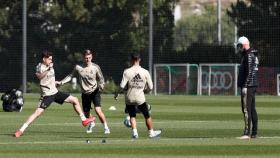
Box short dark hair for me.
[131,53,141,61]
[41,50,53,59]
[83,49,93,56]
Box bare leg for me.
[145,116,161,138]
[95,106,110,133]
[25,108,45,125]
[130,117,137,129]
[14,107,45,137]
[130,117,138,138]
[95,107,107,124]
[64,95,95,127]
[64,95,84,115]
[20,108,44,131]
[145,117,153,130]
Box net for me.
[199,64,238,95]
[154,64,198,95]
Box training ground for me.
[0,94,280,158]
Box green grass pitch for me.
[0,94,280,158]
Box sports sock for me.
[132,128,138,135]
[19,123,29,132]
[103,122,109,129]
[80,114,87,121]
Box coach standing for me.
[236,36,259,139]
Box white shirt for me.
[120,65,153,105]
[36,63,58,96]
[60,62,105,94]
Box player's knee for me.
[70,96,79,105]
[35,108,44,116]
[143,113,150,119]
[95,107,102,113]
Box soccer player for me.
[58,49,110,134]
[236,36,259,139]
[115,53,161,138]
[14,51,95,138]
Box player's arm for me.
[96,65,105,91]
[244,54,251,87]
[114,71,128,100]
[35,63,53,80]
[35,70,49,80]
[144,71,153,93]
[114,86,124,100]
[57,66,76,86]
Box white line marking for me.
[32,121,211,126]
[2,137,280,145]
[258,136,280,139]
[31,120,280,126]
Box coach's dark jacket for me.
[238,48,259,88]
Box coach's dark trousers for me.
[241,87,258,136]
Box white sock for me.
[80,114,87,121]
[91,121,95,126]
[149,129,154,135]
[19,123,29,132]
[132,128,138,135]
[103,122,109,129]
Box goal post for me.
[153,64,199,95]
[153,63,239,96]
[277,74,280,96]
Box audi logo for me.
[201,71,233,90]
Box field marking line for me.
[258,136,280,139]
[28,119,280,126]
[19,120,209,126]
[2,137,280,145]
[29,120,226,126]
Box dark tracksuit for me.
[237,48,259,136]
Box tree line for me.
[0,0,279,91]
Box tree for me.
[0,0,176,91]
[28,0,176,80]
[152,0,177,62]
[228,0,280,66]
[0,0,24,90]
[174,5,235,52]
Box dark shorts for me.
[126,102,151,119]
[81,88,101,112]
[38,91,70,109]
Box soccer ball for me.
[123,116,131,128]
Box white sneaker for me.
[104,128,110,134]
[86,122,95,134]
[132,133,139,139]
[149,130,161,138]
[237,135,250,140]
